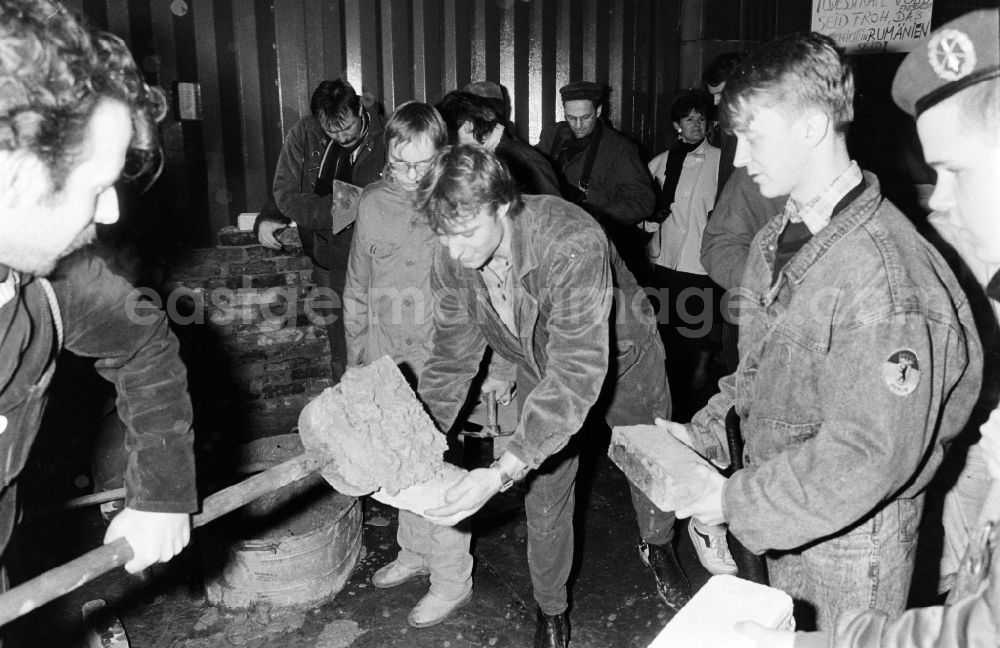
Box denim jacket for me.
[418,195,659,468]
[688,173,982,553]
[0,253,197,554]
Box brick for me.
[290,364,330,381]
[228,259,277,275]
[217,228,259,247]
[607,425,716,512]
[262,382,306,399]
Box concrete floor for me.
[3,432,717,648]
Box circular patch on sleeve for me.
[883,349,921,396]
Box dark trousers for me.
[311,263,348,382]
[522,335,675,615]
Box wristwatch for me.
[490,459,519,493]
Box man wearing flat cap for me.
[738,10,1000,648]
[537,81,657,276]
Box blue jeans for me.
[940,442,992,593]
[767,495,923,631]
[524,335,676,615]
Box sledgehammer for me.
[0,451,327,626]
[0,356,448,627]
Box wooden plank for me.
[582,0,598,82]
[194,0,234,232]
[304,0,327,95]
[322,0,345,80]
[253,0,283,183]
[412,0,427,102]
[343,0,364,95]
[380,0,397,110]
[618,0,635,137]
[391,0,412,109]
[453,0,472,90]
[499,0,516,128]
[421,0,444,102]
[527,0,544,144]
[472,0,487,84]
[274,0,309,128]
[608,0,624,135]
[356,0,381,107]
[555,0,571,119]
[483,0,500,84]
[443,0,457,94]
[105,0,131,44]
[233,0,268,209]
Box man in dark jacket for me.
[536,82,656,276]
[0,0,197,591]
[257,80,387,380]
[414,146,687,648]
[436,89,561,197]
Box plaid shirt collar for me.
[783,161,863,235]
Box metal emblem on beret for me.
[928,28,977,82]
[883,349,920,397]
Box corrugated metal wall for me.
[71,0,685,244]
[68,0,994,245]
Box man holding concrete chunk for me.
[413,145,687,648]
[657,32,982,631]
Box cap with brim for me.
[892,9,1000,117]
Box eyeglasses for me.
[387,156,436,175]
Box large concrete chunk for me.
[298,356,448,496]
[608,424,714,512]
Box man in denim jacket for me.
[0,0,197,588]
[660,32,982,631]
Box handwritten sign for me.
[812,0,934,54]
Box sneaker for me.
[687,519,738,575]
[406,588,473,628]
[370,560,430,588]
[638,541,691,611]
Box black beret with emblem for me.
[892,9,1000,117]
[559,81,606,103]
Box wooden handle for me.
[0,451,326,627]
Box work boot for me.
[638,541,691,611]
[533,607,569,648]
[370,560,429,588]
[406,588,473,628]
[687,519,738,575]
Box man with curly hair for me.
[0,0,196,596]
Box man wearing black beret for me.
[536,81,657,277]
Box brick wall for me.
[161,227,332,445]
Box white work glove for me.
[104,508,191,573]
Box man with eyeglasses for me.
[537,81,656,277]
[258,80,387,381]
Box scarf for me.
[653,138,702,223]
